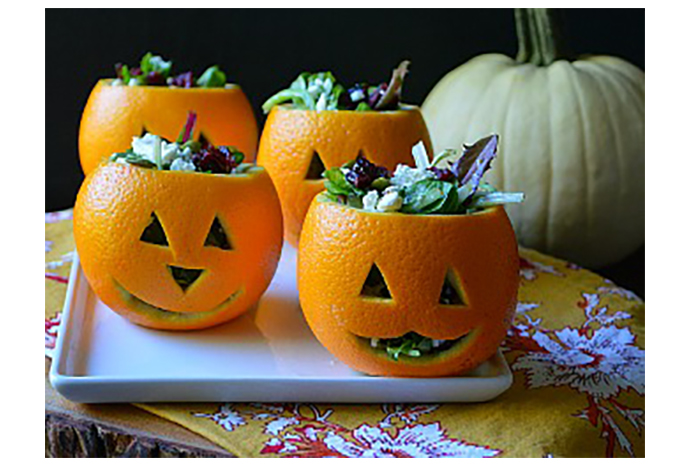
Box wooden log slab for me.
[45,358,233,458]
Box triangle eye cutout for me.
[140,213,168,246]
[305,151,326,180]
[204,217,233,250]
[439,269,466,306]
[199,132,211,147]
[360,264,392,299]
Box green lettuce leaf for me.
[197,65,227,88]
[323,167,363,197]
[379,333,434,361]
[262,72,341,113]
[401,179,454,214]
[140,52,172,78]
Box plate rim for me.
[50,250,513,403]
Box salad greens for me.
[367,332,463,361]
[262,72,346,113]
[322,135,525,216]
[113,53,228,88]
[110,112,253,175]
[195,65,227,88]
[262,61,410,113]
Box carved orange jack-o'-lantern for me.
[298,194,519,377]
[79,80,258,174]
[74,163,282,330]
[257,105,432,246]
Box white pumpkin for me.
[422,9,644,268]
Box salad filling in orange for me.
[322,135,523,216]
[112,52,229,88]
[262,61,411,113]
[110,111,252,175]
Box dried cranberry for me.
[170,71,194,88]
[192,145,244,174]
[217,146,244,168]
[346,154,389,189]
[354,154,374,171]
[358,154,388,177]
[429,167,455,182]
[346,169,372,189]
[114,63,125,79]
[129,67,142,76]
[193,150,221,173]
[146,71,166,85]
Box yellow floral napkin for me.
[45,210,644,458]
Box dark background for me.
[46,8,645,294]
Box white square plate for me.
[50,245,512,403]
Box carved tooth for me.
[370,338,379,348]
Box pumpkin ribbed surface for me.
[422,53,644,268]
[257,106,432,247]
[79,80,258,174]
[298,195,519,377]
[74,163,282,330]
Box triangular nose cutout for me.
[140,125,149,137]
[439,269,466,306]
[360,264,392,299]
[168,266,204,292]
[305,151,326,180]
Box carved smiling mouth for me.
[114,281,243,322]
[356,330,474,361]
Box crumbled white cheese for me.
[161,142,183,166]
[131,134,158,163]
[130,134,187,167]
[170,157,196,172]
[362,190,380,211]
[349,88,365,102]
[127,78,140,86]
[390,164,432,188]
[111,78,124,86]
[179,146,193,159]
[376,187,403,212]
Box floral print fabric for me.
[46,210,644,457]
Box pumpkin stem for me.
[515,8,567,66]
